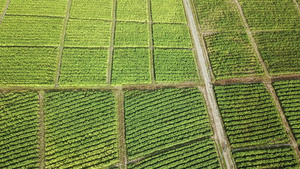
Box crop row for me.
[214,83,289,148]
[0,92,39,168]
[124,88,212,159]
[273,80,300,143]
[194,0,244,32]
[253,31,300,75]
[204,32,263,80]
[232,146,299,168]
[239,0,300,31]
[128,139,220,169]
[44,91,119,168]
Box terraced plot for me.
[204,32,263,80]
[254,31,300,75]
[0,47,58,85]
[154,49,199,83]
[0,92,39,168]
[153,23,192,48]
[70,0,112,20]
[194,0,244,31]
[64,19,111,47]
[151,0,186,23]
[116,0,148,22]
[239,0,300,30]
[59,48,108,86]
[44,91,118,168]
[0,16,63,46]
[6,0,68,17]
[273,80,300,143]
[214,83,289,148]
[114,22,149,47]
[232,147,299,168]
[128,139,220,169]
[111,48,151,85]
[124,88,212,159]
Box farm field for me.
[1,0,300,168]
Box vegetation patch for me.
[44,91,118,168]
[116,0,148,22]
[151,0,186,23]
[214,83,289,148]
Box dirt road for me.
[182,0,235,168]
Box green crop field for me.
[64,19,111,47]
[233,147,298,168]
[254,31,300,75]
[194,0,244,32]
[7,0,68,17]
[124,88,212,159]
[44,91,118,168]
[204,32,263,79]
[214,83,289,148]
[0,92,39,168]
[1,0,300,168]
[274,80,300,143]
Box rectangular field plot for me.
[44,91,118,168]
[151,0,186,24]
[64,19,111,47]
[232,147,299,168]
[6,0,68,17]
[253,31,300,75]
[0,16,63,46]
[116,0,148,22]
[204,32,263,80]
[114,22,149,47]
[111,48,151,85]
[0,92,39,168]
[273,80,300,143]
[239,0,300,30]
[153,23,192,48]
[128,139,220,168]
[194,0,244,32]
[154,49,199,83]
[124,88,212,159]
[59,48,108,86]
[70,0,112,20]
[214,83,289,148]
[0,47,58,86]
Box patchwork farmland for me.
[0,0,300,168]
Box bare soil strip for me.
[0,0,10,24]
[183,0,235,168]
[38,91,45,169]
[54,0,72,87]
[107,0,117,85]
[265,83,300,160]
[233,0,270,79]
[147,0,155,84]
[115,90,127,169]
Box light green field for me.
[116,0,148,22]
[151,0,186,23]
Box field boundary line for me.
[38,91,46,169]
[5,13,64,19]
[293,0,300,12]
[115,90,127,169]
[107,0,117,85]
[233,0,270,80]
[147,0,155,84]
[183,0,235,168]
[0,45,59,48]
[127,136,211,165]
[0,0,10,24]
[264,83,300,161]
[54,0,72,87]
[0,82,203,92]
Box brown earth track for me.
[147,0,155,84]
[38,91,45,169]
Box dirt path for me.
[0,0,10,24]
[182,0,235,168]
[38,91,45,169]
